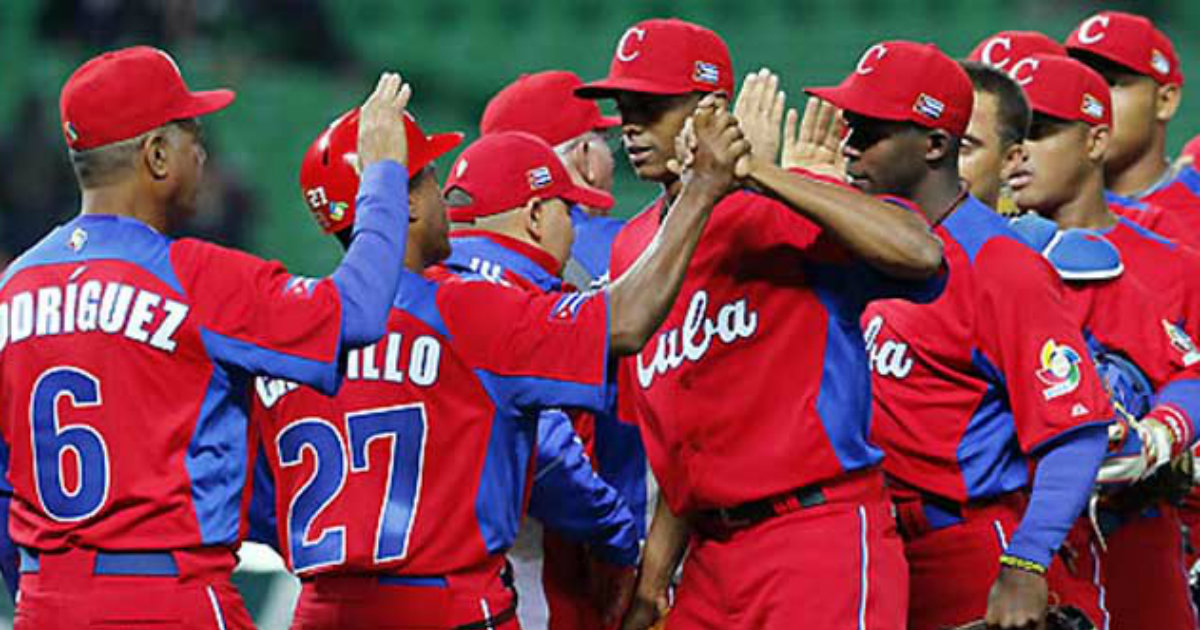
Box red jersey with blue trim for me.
[610,182,945,514]
[865,197,1112,503]
[1068,215,1200,430]
[1107,166,1200,248]
[251,271,612,577]
[0,214,345,551]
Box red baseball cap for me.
[1181,135,1200,163]
[1065,11,1184,86]
[299,108,463,235]
[1020,55,1112,127]
[443,132,613,222]
[60,46,235,151]
[808,41,973,136]
[968,31,1067,85]
[481,71,620,147]
[575,19,734,99]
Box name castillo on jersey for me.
[635,289,758,389]
[256,331,445,409]
[0,268,189,353]
[863,314,914,379]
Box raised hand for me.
[733,68,786,167]
[357,72,413,170]
[685,94,752,195]
[782,97,846,179]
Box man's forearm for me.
[637,494,690,596]
[748,160,943,280]
[607,176,723,355]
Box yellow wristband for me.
[999,554,1047,575]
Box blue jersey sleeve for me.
[1006,424,1107,569]
[527,410,640,566]
[244,445,280,551]
[0,436,15,599]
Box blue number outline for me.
[276,417,348,572]
[346,403,428,563]
[29,366,110,522]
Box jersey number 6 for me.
[277,404,427,573]
[30,367,110,522]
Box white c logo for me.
[1078,15,1110,45]
[617,27,646,62]
[1009,57,1041,86]
[856,44,888,75]
[981,37,1013,69]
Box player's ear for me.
[525,197,545,241]
[1155,83,1182,123]
[925,129,954,163]
[1086,124,1111,163]
[143,128,172,180]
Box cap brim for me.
[805,85,905,124]
[411,132,465,174]
[176,89,237,120]
[576,77,693,99]
[561,183,614,211]
[593,115,622,130]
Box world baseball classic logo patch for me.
[1162,319,1200,366]
[1036,339,1082,400]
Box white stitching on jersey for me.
[858,505,869,630]
[479,598,494,629]
[206,585,228,630]
[1090,542,1111,630]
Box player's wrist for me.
[1143,404,1192,458]
[998,553,1047,576]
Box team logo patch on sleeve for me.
[1162,320,1200,366]
[1036,339,1082,400]
[549,292,589,322]
[693,61,720,85]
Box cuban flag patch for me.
[549,292,589,323]
[913,93,945,120]
[284,276,319,299]
[1081,94,1105,120]
[528,166,553,190]
[693,61,720,85]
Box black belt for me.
[695,484,827,532]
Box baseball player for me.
[437,130,641,629]
[479,70,653,630]
[1064,11,1198,246]
[254,103,750,629]
[962,31,1064,214]
[957,60,1033,211]
[1009,53,1200,630]
[808,41,1113,630]
[0,47,415,630]
[577,18,948,630]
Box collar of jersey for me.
[447,229,563,289]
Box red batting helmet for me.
[299,108,462,235]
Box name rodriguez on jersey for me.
[0,276,188,353]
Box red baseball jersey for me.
[0,215,345,551]
[610,182,944,514]
[251,271,612,578]
[1107,166,1200,248]
[1067,215,1200,425]
[865,197,1112,502]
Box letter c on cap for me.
[856,44,888,75]
[1009,57,1041,86]
[981,37,1013,69]
[617,27,647,63]
[1078,15,1110,45]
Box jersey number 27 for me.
[276,404,427,573]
